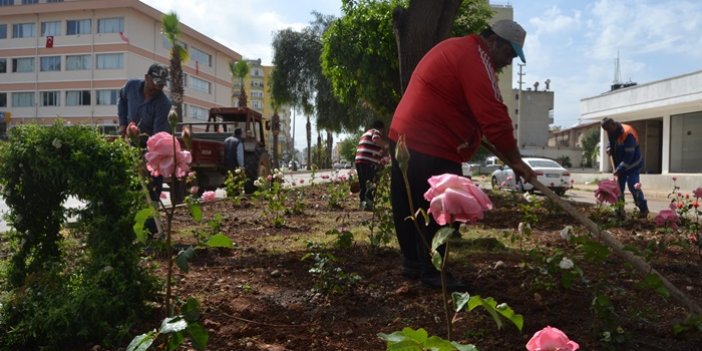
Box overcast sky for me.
[141,0,702,148]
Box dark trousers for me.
[356,162,379,205]
[617,171,648,211]
[145,175,163,235]
[389,142,462,274]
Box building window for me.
[12,92,34,107]
[66,90,90,106]
[46,0,63,2]
[97,17,124,33]
[96,89,118,105]
[190,47,211,67]
[0,58,6,73]
[12,23,35,38]
[40,91,60,106]
[12,57,34,73]
[252,101,262,110]
[21,0,38,4]
[40,56,61,71]
[250,79,263,88]
[0,24,7,39]
[66,54,90,70]
[96,53,123,69]
[41,21,61,36]
[0,93,6,107]
[189,76,211,94]
[189,105,208,120]
[250,91,263,98]
[66,19,91,35]
[0,0,15,6]
[162,34,187,51]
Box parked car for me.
[461,162,481,177]
[490,157,571,196]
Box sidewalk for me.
[569,170,701,201]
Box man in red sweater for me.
[389,19,535,290]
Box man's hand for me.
[511,159,536,184]
[605,146,612,156]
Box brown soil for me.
[150,184,702,351]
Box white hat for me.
[491,19,526,63]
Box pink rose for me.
[634,182,641,190]
[145,132,192,178]
[127,122,140,138]
[594,179,620,204]
[201,191,216,202]
[655,209,679,230]
[694,187,702,199]
[526,326,579,351]
[423,173,492,226]
[189,186,199,195]
[672,176,677,181]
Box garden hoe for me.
[482,140,702,316]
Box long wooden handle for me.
[481,140,702,315]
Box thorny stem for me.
[441,240,452,340]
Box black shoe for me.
[638,209,649,218]
[420,272,467,291]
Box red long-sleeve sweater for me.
[389,35,517,163]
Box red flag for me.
[45,35,54,48]
[118,31,130,44]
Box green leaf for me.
[160,316,188,334]
[188,201,203,222]
[637,273,670,298]
[166,331,185,351]
[133,208,155,243]
[432,227,455,252]
[425,336,461,350]
[467,296,523,332]
[452,292,471,312]
[176,246,196,273]
[431,250,443,272]
[205,233,233,248]
[386,340,423,351]
[126,331,156,351]
[181,296,201,323]
[187,322,209,350]
[451,342,479,351]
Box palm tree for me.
[162,12,188,129]
[229,60,250,107]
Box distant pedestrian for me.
[355,120,388,211]
[601,117,649,218]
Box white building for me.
[581,70,702,175]
[0,0,241,129]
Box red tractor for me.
[173,106,271,202]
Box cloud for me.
[140,0,338,65]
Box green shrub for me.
[0,123,159,349]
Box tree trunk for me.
[392,0,462,93]
[306,117,311,170]
[169,46,185,130]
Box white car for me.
[490,157,571,196]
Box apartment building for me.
[0,0,241,130]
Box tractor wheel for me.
[244,147,271,193]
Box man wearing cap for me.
[118,63,172,137]
[601,117,649,218]
[388,20,535,290]
[117,63,172,237]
